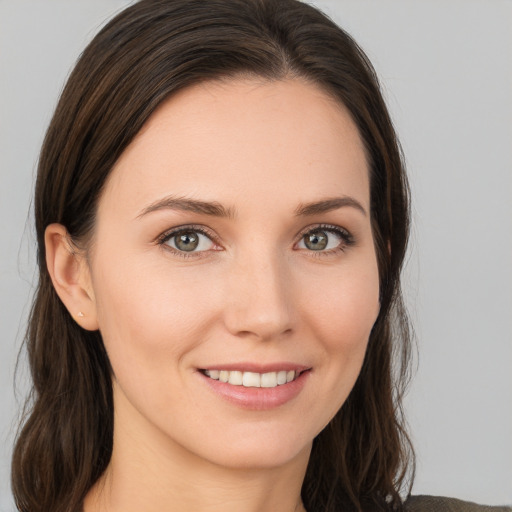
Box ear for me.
[45,223,99,331]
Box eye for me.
[158,226,217,257]
[296,225,354,254]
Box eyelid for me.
[156,222,355,259]
[294,223,355,255]
[295,223,352,241]
[156,224,218,244]
[156,224,221,259]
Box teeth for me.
[228,370,243,385]
[243,372,261,387]
[261,372,277,388]
[204,369,300,388]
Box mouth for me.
[198,365,311,410]
[199,368,307,388]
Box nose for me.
[223,251,295,341]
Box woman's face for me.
[86,78,380,470]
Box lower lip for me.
[198,370,310,410]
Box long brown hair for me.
[12,1,414,511]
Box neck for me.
[84,388,310,512]
[85,446,309,512]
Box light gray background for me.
[1,0,511,509]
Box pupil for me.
[306,231,327,251]
[176,232,199,251]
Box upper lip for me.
[198,362,310,373]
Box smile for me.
[202,369,301,388]
[198,366,311,410]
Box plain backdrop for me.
[1,1,511,509]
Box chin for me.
[201,436,313,471]
[162,417,315,472]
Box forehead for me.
[100,78,369,219]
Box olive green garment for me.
[405,495,512,512]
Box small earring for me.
[77,312,85,318]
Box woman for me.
[10,1,509,512]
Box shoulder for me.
[405,495,512,512]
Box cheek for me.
[90,249,238,394]
[300,254,380,405]
[90,254,208,373]
[304,259,380,350]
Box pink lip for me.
[197,366,311,411]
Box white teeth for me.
[203,369,301,388]
[208,370,219,379]
[228,370,243,385]
[261,372,277,388]
[242,371,261,388]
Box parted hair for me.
[12,1,414,511]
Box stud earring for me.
[77,312,85,318]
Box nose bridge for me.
[223,246,294,341]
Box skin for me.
[46,78,380,512]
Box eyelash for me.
[156,223,355,260]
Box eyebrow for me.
[294,196,367,217]
[137,195,236,220]
[136,194,366,219]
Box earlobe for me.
[45,223,99,331]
